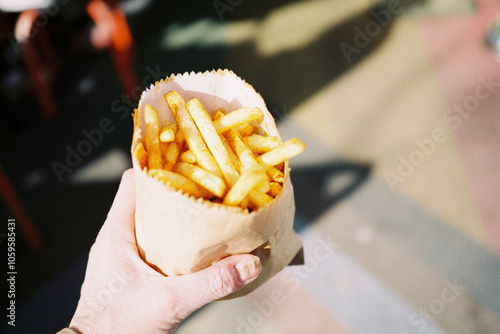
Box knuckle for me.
[208,266,239,298]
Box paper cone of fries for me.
[131,69,302,298]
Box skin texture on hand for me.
[69,169,261,334]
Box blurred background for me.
[1,0,500,333]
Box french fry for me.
[164,130,184,171]
[165,91,222,177]
[174,162,226,197]
[225,129,259,171]
[243,134,281,154]
[159,126,176,142]
[256,138,306,167]
[214,108,252,141]
[225,128,270,192]
[166,123,178,132]
[138,90,305,211]
[186,98,240,186]
[133,108,139,126]
[179,150,197,164]
[149,169,212,199]
[160,142,169,162]
[213,109,225,121]
[144,104,163,169]
[235,122,254,137]
[275,162,285,171]
[268,181,282,197]
[266,165,285,183]
[220,135,241,171]
[135,142,148,169]
[223,169,267,206]
[240,197,249,209]
[248,189,273,208]
[256,178,271,194]
[213,107,263,133]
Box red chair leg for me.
[110,9,138,95]
[87,0,138,96]
[110,42,138,96]
[16,9,58,121]
[36,22,60,75]
[0,168,43,250]
[23,40,58,120]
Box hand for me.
[69,169,261,334]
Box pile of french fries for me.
[134,90,306,211]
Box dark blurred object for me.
[487,14,500,56]
[293,162,371,222]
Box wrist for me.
[69,314,101,334]
[56,328,82,334]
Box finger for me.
[170,254,261,309]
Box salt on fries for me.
[135,91,306,211]
[165,91,222,177]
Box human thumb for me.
[172,254,261,309]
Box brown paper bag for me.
[131,69,302,298]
